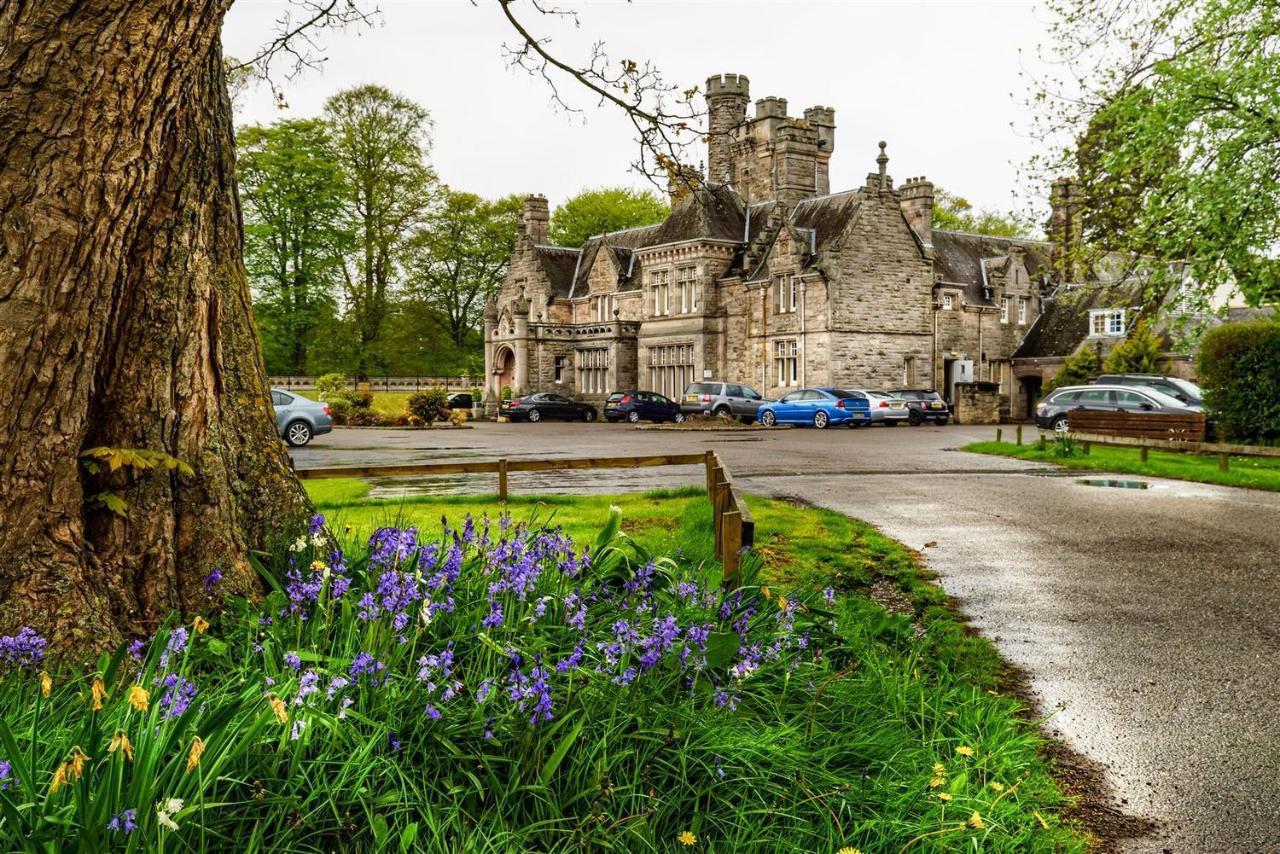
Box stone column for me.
[514,315,530,393]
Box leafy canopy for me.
[932,187,1036,239]
[549,187,668,247]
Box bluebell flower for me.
[0,760,14,791]
[0,627,46,670]
[158,627,189,670]
[203,569,223,594]
[349,652,385,683]
[128,638,146,662]
[387,732,402,751]
[284,651,302,671]
[156,673,197,720]
[822,587,836,605]
[107,809,137,833]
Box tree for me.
[238,119,349,375]
[403,191,522,349]
[1032,0,1280,307]
[549,187,669,247]
[932,187,1036,238]
[0,2,309,652]
[1102,320,1164,374]
[1047,346,1102,391]
[325,85,436,378]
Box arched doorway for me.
[494,345,515,397]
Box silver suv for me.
[680,381,770,420]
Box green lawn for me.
[295,390,414,418]
[963,438,1280,491]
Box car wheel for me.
[285,420,312,447]
[936,417,949,427]
[713,405,731,418]
[528,408,542,423]
[813,411,829,429]
[886,420,899,427]
[627,410,641,424]
[1052,415,1068,433]
[908,410,923,426]
[761,410,777,427]
[673,412,685,424]
[583,409,597,423]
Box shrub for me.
[448,408,469,427]
[350,391,374,410]
[1101,320,1163,374]
[1049,433,1082,458]
[325,394,354,422]
[408,389,448,423]
[500,385,513,402]
[314,373,349,400]
[470,387,483,406]
[1046,346,1101,392]
[1198,320,1280,442]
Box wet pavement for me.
[293,422,1280,852]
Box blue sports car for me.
[756,388,872,429]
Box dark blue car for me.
[604,390,685,424]
[757,388,872,429]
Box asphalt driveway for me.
[292,421,1280,852]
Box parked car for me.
[888,388,951,425]
[1035,384,1191,432]
[604,390,685,424]
[272,389,333,447]
[446,391,474,410]
[757,388,872,429]
[864,391,910,426]
[1092,374,1203,408]
[500,392,597,423]
[680,381,770,421]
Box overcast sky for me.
[223,1,1064,218]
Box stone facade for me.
[485,72,1088,417]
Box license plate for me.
[891,402,905,409]
[930,403,943,409]
[685,395,698,402]
[853,412,867,419]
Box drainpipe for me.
[799,275,807,387]
[932,293,939,389]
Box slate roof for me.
[532,245,581,298]
[931,230,1050,306]
[1012,279,1154,359]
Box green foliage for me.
[1197,321,1280,442]
[314,373,349,399]
[931,187,1036,238]
[406,389,448,423]
[1035,0,1280,306]
[1045,346,1102,392]
[1049,434,1083,458]
[470,387,483,404]
[548,186,668,247]
[324,395,354,421]
[1101,320,1164,374]
[501,385,513,401]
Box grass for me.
[963,437,1280,491]
[295,390,415,419]
[0,485,1090,852]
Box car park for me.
[864,391,910,426]
[1092,374,1203,408]
[605,390,685,424]
[756,388,872,429]
[888,388,951,425]
[1035,384,1191,432]
[680,381,770,421]
[500,392,598,423]
[271,389,333,447]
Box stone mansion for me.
[483,72,1117,419]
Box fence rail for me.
[1038,428,1280,471]
[271,376,482,392]
[1066,409,1207,442]
[296,451,754,581]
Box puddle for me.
[1077,478,1150,490]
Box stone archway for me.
[494,345,515,397]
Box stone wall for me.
[953,381,1002,424]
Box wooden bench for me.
[1066,409,1206,442]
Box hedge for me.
[1198,320,1280,442]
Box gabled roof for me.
[790,189,863,257]
[931,230,1050,306]
[1013,279,1154,359]
[532,245,581,298]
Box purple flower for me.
[387,732,402,751]
[0,760,14,791]
[822,587,836,605]
[203,569,223,594]
[158,627,189,670]
[128,639,146,662]
[475,679,494,703]
[309,514,326,535]
[284,651,302,671]
[713,690,738,710]
[483,716,495,741]
[481,600,505,629]
[555,643,585,673]
[425,704,442,721]
[295,670,320,705]
[0,627,46,670]
[156,673,198,720]
[349,652,385,683]
[107,809,137,833]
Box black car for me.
[446,391,474,410]
[1035,384,1190,431]
[1092,374,1203,407]
[500,392,597,423]
[604,390,685,424]
[887,388,950,425]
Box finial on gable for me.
[877,141,889,189]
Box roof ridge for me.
[793,188,862,206]
[533,244,580,253]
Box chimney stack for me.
[1047,177,1082,283]
[520,194,550,245]
[899,176,935,249]
[704,73,750,184]
[666,163,704,205]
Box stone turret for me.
[519,194,550,245]
[666,163,704,205]
[804,106,836,194]
[705,73,750,184]
[899,176,935,249]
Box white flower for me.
[309,532,326,548]
[164,798,184,814]
[156,797,184,831]
[419,601,433,627]
[290,535,308,552]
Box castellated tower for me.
[518,194,550,245]
[705,73,750,184]
[703,73,837,206]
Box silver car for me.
[680,381,771,421]
[271,389,334,447]
[863,391,910,426]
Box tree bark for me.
[0,1,310,655]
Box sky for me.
[223,0,1064,218]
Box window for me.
[648,344,695,397]
[774,274,798,314]
[650,270,670,316]
[774,339,799,387]
[676,266,697,313]
[271,391,290,406]
[1078,388,1111,404]
[576,349,608,395]
[1090,309,1126,336]
[553,355,567,384]
[1018,297,1028,325]
[1114,390,1152,409]
[594,295,616,322]
[1000,297,1010,323]
[942,293,954,310]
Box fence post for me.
[498,458,509,501]
[1140,446,1149,462]
[1082,441,1091,456]
[1219,453,1230,472]
[714,479,730,558]
[704,450,716,499]
[1016,425,1023,446]
[996,427,1003,444]
[722,508,742,584]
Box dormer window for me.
[1090,308,1126,337]
[942,293,954,310]
[774,274,798,314]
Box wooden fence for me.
[271,376,482,392]
[1066,409,1207,442]
[296,450,755,582]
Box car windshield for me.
[1164,377,1202,399]
[607,393,625,402]
[686,383,711,395]
[826,389,860,399]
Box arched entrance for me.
[493,345,515,397]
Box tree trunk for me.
[0,1,310,655]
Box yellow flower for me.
[186,736,205,772]
[128,685,150,713]
[90,678,109,711]
[109,730,134,762]
[49,763,68,794]
[989,781,1005,793]
[836,848,862,854]
[677,830,697,846]
[777,595,790,612]
[955,746,975,757]
[932,762,946,776]
[40,671,52,698]
[936,792,952,802]
[193,615,209,634]
[760,585,771,601]
[269,695,288,724]
[945,710,958,718]
[929,776,946,788]
[310,560,328,573]
[968,811,985,829]
[67,747,90,779]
